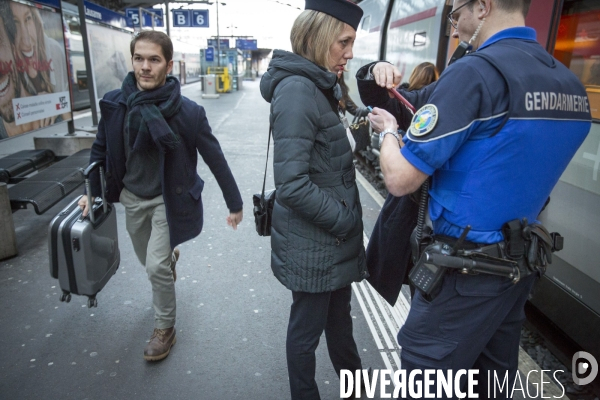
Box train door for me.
[442,0,561,70]
[532,0,600,362]
[436,0,462,74]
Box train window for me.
[360,15,371,32]
[414,32,427,47]
[553,0,600,120]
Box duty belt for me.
[431,237,524,282]
[435,235,507,259]
[433,220,563,282]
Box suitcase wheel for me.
[60,292,71,303]
[87,297,98,308]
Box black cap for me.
[305,0,364,31]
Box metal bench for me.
[0,149,56,184]
[8,148,91,215]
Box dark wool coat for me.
[355,62,433,305]
[88,88,243,249]
[260,50,367,293]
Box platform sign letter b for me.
[172,10,190,27]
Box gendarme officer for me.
[358,0,591,397]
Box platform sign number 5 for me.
[126,9,140,27]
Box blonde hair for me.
[290,10,345,70]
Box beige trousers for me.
[119,187,175,329]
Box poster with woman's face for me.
[0,1,72,140]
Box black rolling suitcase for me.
[49,161,120,307]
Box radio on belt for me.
[410,226,471,298]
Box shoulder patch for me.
[409,104,438,137]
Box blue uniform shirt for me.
[401,27,592,243]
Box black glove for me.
[355,107,370,118]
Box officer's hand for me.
[369,107,399,136]
[372,63,402,91]
[78,195,95,217]
[227,210,243,230]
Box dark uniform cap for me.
[305,0,364,31]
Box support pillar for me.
[0,183,17,260]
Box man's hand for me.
[372,62,403,90]
[369,107,399,136]
[77,195,95,217]
[227,210,243,230]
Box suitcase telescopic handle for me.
[84,161,108,224]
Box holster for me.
[502,219,563,277]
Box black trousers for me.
[286,285,363,400]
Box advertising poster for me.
[86,23,132,113]
[0,1,72,140]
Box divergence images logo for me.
[572,351,598,386]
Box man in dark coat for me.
[79,31,243,362]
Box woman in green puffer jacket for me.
[259,1,368,399]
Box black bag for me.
[253,189,276,236]
[349,115,371,153]
[253,126,275,236]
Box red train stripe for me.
[389,7,438,29]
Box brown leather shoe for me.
[144,327,176,361]
[171,248,180,282]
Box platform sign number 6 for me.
[191,10,209,28]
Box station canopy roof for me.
[63,0,172,12]
[63,0,361,14]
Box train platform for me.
[0,80,562,400]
